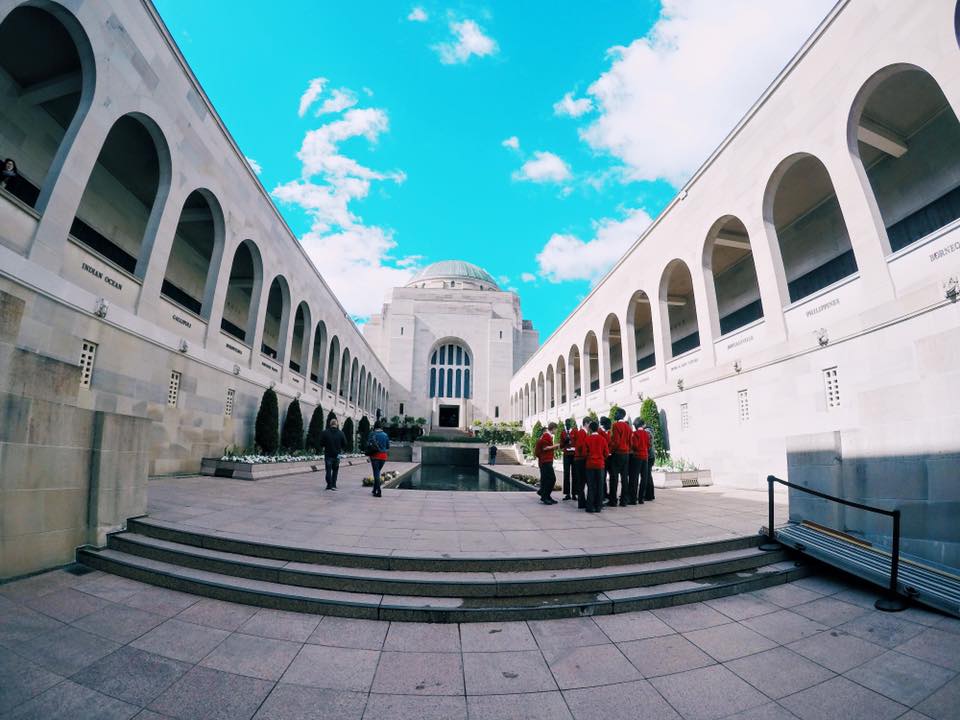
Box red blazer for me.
[534,432,555,466]
[611,420,631,453]
[631,427,650,460]
[574,428,589,459]
[584,433,610,469]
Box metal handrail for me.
[764,475,903,605]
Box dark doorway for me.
[438,405,460,428]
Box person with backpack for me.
[319,416,347,490]
[366,419,390,497]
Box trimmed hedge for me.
[254,388,279,455]
[306,404,324,452]
[281,398,304,452]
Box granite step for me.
[125,516,764,572]
[76,545,810,622]
[107,531,789,598]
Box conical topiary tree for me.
[326,409,338,428]
[255,387,280,455]
[342,417,355,452]
[532,420,544,440]
[281,398,304,452]
[306,404,324,452]
[641,397,667,463]
[358,416,371,450]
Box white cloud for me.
[315,88,358,116]
[433,19,498,65]
[245,157,262,175]
[520,272,537,283]
[553,92,593,118]
[298,77,326,117]
[513,151,572,184]
[407,6,428,22]
[501,135,520,150]
[581,0,834,185]
[273,96,417,318]
[535,207,652,283]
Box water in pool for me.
[396,465,530,492]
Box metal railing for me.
[763,475,907,611]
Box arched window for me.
[429,341,471,399]
[161,190,223,317]
[71,113,170,276]
[546,366,555,408]
[556,356,567,404]
[704,216,763,336]
[0,4,93,212]
[310,321,327,385]
[220,240,261,343]
[851,66,960,254]
[261,276,290,361]
[660,260,700,358]
[627,290,655,373]
[289,302,310,374]
[767,154,856,304]
[568,345,582,399]
[339,348,351,398]
[584,332,600,393]
[327,336,340,392]
[602,314,624,384]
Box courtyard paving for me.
[145,462,787,557]
[2,562,958,719]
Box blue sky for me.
[154,0,834,338]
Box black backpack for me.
[365,431,381,456]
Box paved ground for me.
[146,463,788,557]
[1,563,958,719]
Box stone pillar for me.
[743,214,788,343]
[29,102,114,273]
[136,185,189,320]
[690,261,717,367]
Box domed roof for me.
[407,260,499,289]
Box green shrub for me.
[306,404,324,452]
[254,387,280,455]
[342,417,355,452]
[281,398,304,452]
[641,397,668,463]
[471,421,525,445]
[326,409,337,427]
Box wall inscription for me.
[225,342,243,356]
[930,240,960,263]
[805,297,839,317]
[172,314,192,329]
[261,361,279,374]
[81,262,123,291]
[727,334,754,350]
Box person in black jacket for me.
[319,417,347,490]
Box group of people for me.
[533,409,655,513]
[314,416,391,497]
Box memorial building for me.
[363,260,539,429]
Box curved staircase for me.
[77,517,809,622]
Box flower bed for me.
[201,452,368,481]
[650,468,712,489]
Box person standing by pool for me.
[366,419,390,497]
[534,422,560,505]
[320,416,347,490]
[583,421,609,513]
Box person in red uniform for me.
[574,417,590,508]
[534,422,560,504]
[583,421,609,513]
[560,418,576,501]
[629,416,650,505]
[598,417,613,502]
[610,408,632,507]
